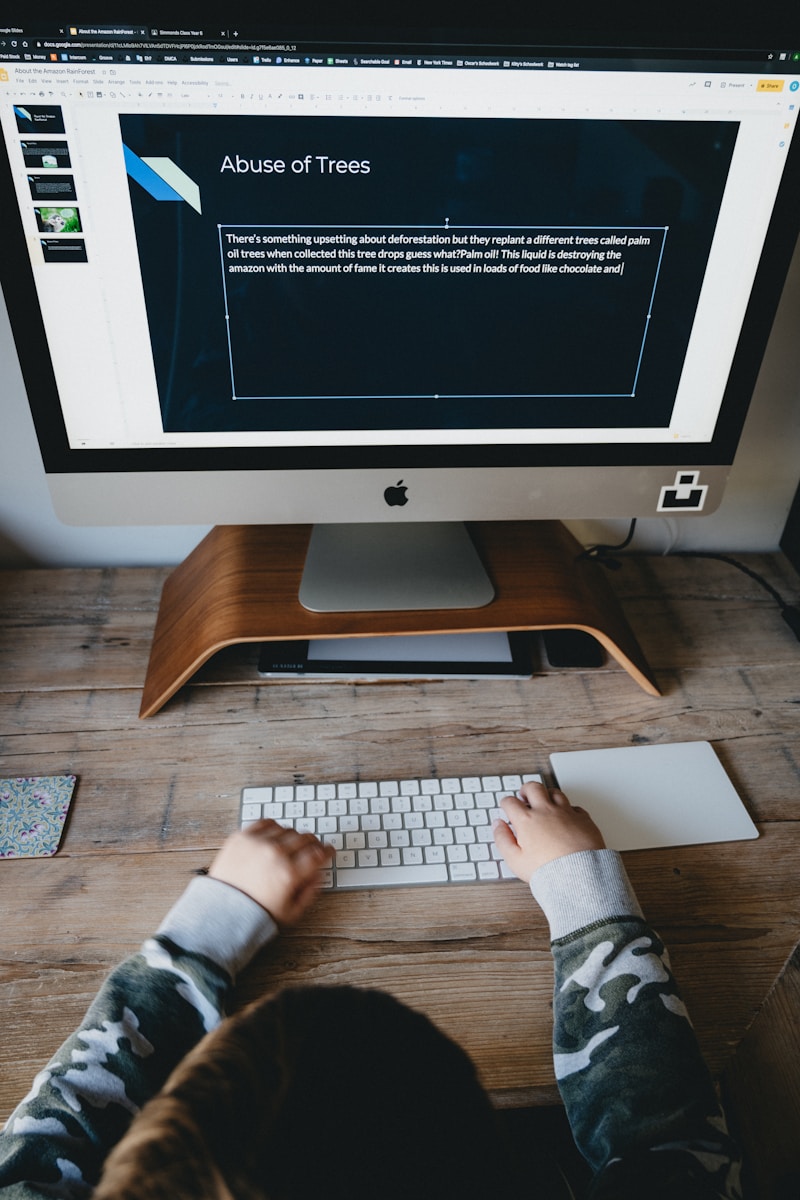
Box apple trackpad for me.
[550,741,758,851]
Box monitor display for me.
[1,16,799,528]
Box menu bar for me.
[0,24,798,73]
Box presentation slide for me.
[119,114,738,435]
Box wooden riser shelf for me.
[140,520,660,717]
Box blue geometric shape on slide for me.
[123,144,183,202]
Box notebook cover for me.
[549,742,758,851]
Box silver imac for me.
[1,13,799,608]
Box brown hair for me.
[94,986,505,1199]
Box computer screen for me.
[1,15,799,532]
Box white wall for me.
[1,238,799,567]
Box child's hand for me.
[493,780,605,883]
[209,820,335,926]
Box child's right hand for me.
[493,780,606,883]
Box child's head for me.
[94,985,506,1199]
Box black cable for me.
[672,549,800,640]
[576,521,800,638]
[577,517,638,570]
[672,550,786,606]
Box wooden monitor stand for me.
[139,520,660,717]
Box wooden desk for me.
[1,548,799,1121]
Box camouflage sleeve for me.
[532,850,743,1200]
[0,877,277,1199]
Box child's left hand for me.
[209,820,334,926]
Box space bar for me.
[335,863,450,888]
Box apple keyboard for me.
[239,773,541,890]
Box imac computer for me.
[1,12,799,621]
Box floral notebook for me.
[0,775,77,858]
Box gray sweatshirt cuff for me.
[156,875,279,979]
[530,848,644,942]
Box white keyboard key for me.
[462,777,481,793]
[502,775,523,791]
[482,776,502,791]
[441,778,462,793]
[468,843,490,862]
[241,802,262,821]
[358,782,378,797]
[243,787,273,803]
[338,782,358,799]
[425,845,446,864]
[335,863,449,888]
[401,779,420,795]
[478,861,500,880]
[450,862,478,882]
[421,779,441,794]
[403,847,424,865]
[275,786,295,803]
[358,849,379,868]
[379,781,399,796]
[318,784,337,800]
[446,844,468,863]
[296,785,316,802]
[336,850,356,869]
[381,848,402,867]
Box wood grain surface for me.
[1,545,799,1122]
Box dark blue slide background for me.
[119,114,738,434]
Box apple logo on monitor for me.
[384,480,409,507]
